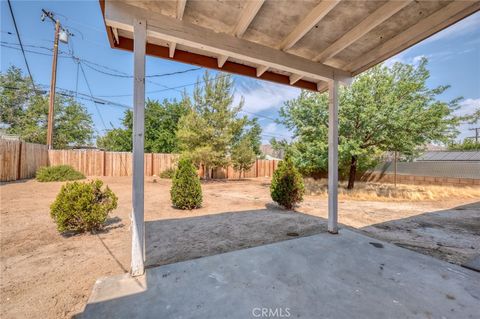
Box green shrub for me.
[270,157,305,209]
[160,168,176,179]
[170,157,202,209]
[36,165,85,182]
[50,179,118,233]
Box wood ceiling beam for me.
[314,0,412,62]
[345,1,480,74]
[169,0,187,58]
[280,0,341,51]
[105,1,352,83]
[218,0,265,71]
[278,0,341,87]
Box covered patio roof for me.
[99,0,479,91]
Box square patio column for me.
[131,18,146,276]
[328,79,339,234]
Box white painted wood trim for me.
[328,79,339,234]
[289,74,303,85]
[131,18,146,277]
[217,55,228,68]
[177,0,187,19]
[169,0,187,59]
[112,27,119,44]
[279,0,341,50]
[233,0,265,37]
[315,0,412,62]
[169,42,176,58]
[105,1,352,83]
[256,65,268,77]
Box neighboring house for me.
[415,151,480,162]
[260,144,284,160]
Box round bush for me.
[270,157,305,209]
[36,165,85,182]
[170,157,202,209]
[50,179,118,233]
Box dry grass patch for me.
[304,178,480,201]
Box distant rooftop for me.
[416,151,480,162]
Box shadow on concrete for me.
[358,201,480,266]
[144,207,327,268]
[76,228,480,319]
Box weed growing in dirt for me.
[304,178,480,201]
[50,180,118,233]
[160,168,176,179]
[170,157,202,209]
[36,165,85,182]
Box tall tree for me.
[1,67,94,148]
[97,99,189,152]
[276,58,460,189]
[176,71,261,178]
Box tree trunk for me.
[347,156,357,190]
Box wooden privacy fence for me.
[0,139,48,182]
[48,150,179,177]
[48,149,279,179]
[1,140,280,182]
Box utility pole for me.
[41,9,70,149]
[468,127,479,143]
[46,19,59,149]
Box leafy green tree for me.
[1,67,94,148]
[275,58,460,189]
[1,66,34,127]
[97,99,189,152]
[448,139,480,151]
[177,71,261,178]
[231,137,256,178]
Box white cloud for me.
[456,98,480,117]
[233,81,300,113]
[261,122,292,143]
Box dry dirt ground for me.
[1,177,479,318]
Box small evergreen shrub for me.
[36,165,85,182]
[270,157,305,209]
[160,168,176,179]
[50,179,118,233]
[170,157,202,209]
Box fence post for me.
[151,153,154,176]
[102,151,106,176]
[17,141,22,180]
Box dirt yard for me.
[1,177,479,318]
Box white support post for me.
[328,79,339,234]
[131,18,146,276]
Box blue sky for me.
[1,0,479,143]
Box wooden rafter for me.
[314,0,412,62]
[105,1,351,83]
[169,0,187,58]
[280,0,341,51]
[218,0,265,69]
[345,1,480,74]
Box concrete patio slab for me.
[80,229,480,319]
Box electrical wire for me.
[6,0,36,91]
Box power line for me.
[6,0,36,91]
[79,61,108,130]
